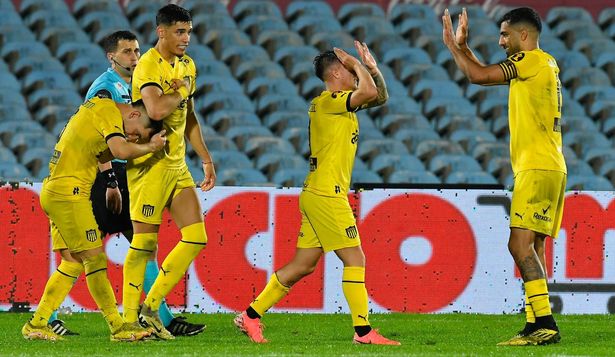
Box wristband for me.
[177,86,190,100]
[101,168,118,188]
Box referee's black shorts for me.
[91,161,133,238]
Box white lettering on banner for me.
[1,185,614,314]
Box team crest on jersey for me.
[142,204,155,217]
[85,229,97,242]
[510,52,525,62]
[345,226,358,239]
[331,91,346,98]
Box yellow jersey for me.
[303,90,360,197]
[498,49,567,175]
[131,47,196,168]
[44,98,124,197]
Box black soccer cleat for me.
[49,319,79,336]
[165,316,206,336]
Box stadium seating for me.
[0,1,614,190]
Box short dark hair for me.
[497,7,542,33]
[100,30,137,53]
[313,51,340,81]
[132,100,163,133]
[156,4,192,26]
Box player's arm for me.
[96,160,122,214]
[355,41,388,109]
[140,84,185,121]
[106,130,166,160]
[442,9,507,85]
[333,47,377,110]
[185,99,216,192]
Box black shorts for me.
[91,161,133,237]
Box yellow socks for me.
[31,260,83,327]
[83,253,123,332]
[144,223,207,311]
[525,279,552,318]
[342,266,369,327]
[525,291,536,323]
[122,232,157,323]
[250,273,290,316]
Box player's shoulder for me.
[180,54,196,72]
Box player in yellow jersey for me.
[233,41,399,346]
[122,4,215,340]
[22,98,166,342]
[443,7,566,346]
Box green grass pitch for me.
[1,312,613,356]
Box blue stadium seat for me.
[207,110,261,134]
[56,42,105,64]
[345,15,395,43]
[0,92,27,109]
[485,157,512,180]
[399,63,449,86]
[357,138,409,162]
[183,0,228,16]
[1,41,51,65]
[389,3,436,25]
[256,30,305,57]
[272,168,306,187]
[423,97,476,119]
[565,158,595,176]
[445,171,498,185]
[448,129,496,152]
[290,15,342,42]
[580,147,615,169]
[73,0,124,18]
[207,150,253,170]
[393,128,441,153]
[565,131,612,158]
[201,135,238,152]
[39,27,90,54]
[281,127,310,157]
[196,92,255,116]
[124,0,163,20]
[79,11,131,39]
[370,96,422,118]
[273,45,318,72]
[0,121,46,146]
[256,152,307,177]
[286,1,335,23]
[338,2,385,24]
[356,112,384,140]
[256,94,306,117]
[0,162,31,180]
[28,89,82,113]
[370,153,426,179]
[244,136,296,159]
[380,113,432,134]
[472,142,509,164]
[239,14,288,42]
[601,116,615,137]
[309,31,355,52]
[26,9,80,36]
[414,140,465,161]
[561,115,599,133]
[197,75,243,98]
[226,126,273,151]
[300,76,324,99]
[217,168,270,186]
[428,154,483,178]
[233,0,282,22]
[351,169,383,184]
[573,38,615,65]
[0,8,25,28]
[68,57,108,81]
[34,105,75,129]
[203,29,251,57]
[235,61,287,83]
[20,146,51,177]
[193,13,238,39]
[412,79,462,101]
[9,132,56,158]
[264,111,307,133]
[0,72,21,91]
[196,60,232,78]
[547,6,593,27]
[23,70,75,94]
[567,175,613,191]
[0,147,18,164]
[382,47,431,77]
[387,170,440,184]
[247,77,298,99]
[396,18,439,43]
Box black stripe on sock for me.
[528,293,549,299]
[129,246,155,252]
[180,240,207,246]
[85,268,107,276]
[342,280,365,284]
[57,269,78,279]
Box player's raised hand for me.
[333,47,361,71]
[149,129,167,152]
[442,9,457,49]
[354,41,378,72]
[455,8,469,47]
[200,161,216,192]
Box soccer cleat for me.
[22,322,64,341]
[111,322,152,342]
[49,319,79,336]
[497,325,560,346]
[139,305,175,340]
[353,329,401,345]
[234,311,268,343]
[166,316,206,336]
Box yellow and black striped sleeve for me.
[498,59,518,81]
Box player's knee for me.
[180,222,207,245]
[130,232,158,252]
[82,252,108,275]
[57,259,84,279]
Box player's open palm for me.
[333,47,360,71]
[355,41,377,71]
[455,8,469,47]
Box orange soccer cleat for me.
[353,329,401,345]
[234,311,268,343]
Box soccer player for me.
[122,4,215,340]
[233,41,400,346]
[442,7,565,346]
[22,98,166,341]
[47,30,205,337]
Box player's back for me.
[45,98,124,197]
